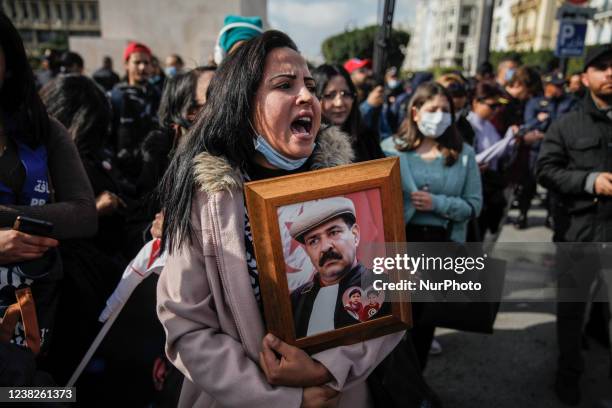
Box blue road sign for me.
[555,20,588,58]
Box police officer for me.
[536,43,612,406]
[522,72,578,228]
[524,72,578,132]
[108,42,161,196]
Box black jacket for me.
[290,263,389,338]
[353,127,385,162]
[536,94,612,242]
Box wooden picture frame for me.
[244,157,411,354]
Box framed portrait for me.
[244,157,411,353]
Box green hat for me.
[219,15,264,53]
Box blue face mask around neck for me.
[253,134,313,171]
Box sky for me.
[268,0,417,63]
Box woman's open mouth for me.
[290,116,313,138]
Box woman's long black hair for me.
[40,74,111,156]
[312,64,360,137]
[157,66,216,131]
[0,11,50,146]
[159,30,298,253]
[312,63,384,162]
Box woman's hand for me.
[0,229,58,264]
[150,212,164,239]
[96,191,126,216]
[366,86,385,108]
[301,386,340,408]
[259,334,332,387]
[411,191,433,211]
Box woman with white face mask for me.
[382,82,482,243]
[381,82,482,370]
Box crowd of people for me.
[1,8,611,408]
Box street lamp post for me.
[477,0,495,67]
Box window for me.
[22,2,29,19]
[6,0,17,18]
[20,30,34,42]
[460,24,470,36]
[43,1,50,19]
[38,30,55,43]
[89,3,98,21]
[31,2,40,20]
[447,42,452,50]
[66,3,73,21]
[458,42,465,53]
[448,24,454,32]
[55,3,63,20]
[461,6,472,19]
[497,0,503,6]
[78,3,85,21]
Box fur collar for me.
[193,125,354,194]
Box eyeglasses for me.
[322,90,355,102]
[479,100,502,110]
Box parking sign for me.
[555,20,588,57]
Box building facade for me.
[403,0,438,71]
[404,0,484,74]
[507,0,564,51]
[586,0,612,46]
[491,0,516,51]
[1,0,101,54]
[69,0,267,73]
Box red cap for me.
[343,58,372,74]
[123,42,152,62]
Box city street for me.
[425,207,612,408]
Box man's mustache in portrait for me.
[319,248,343,267]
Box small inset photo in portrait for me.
[342,285,386,322]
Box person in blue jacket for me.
[523,71,578,227]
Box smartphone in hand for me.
[12,216,54,237]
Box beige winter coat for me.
[157,127,404,408]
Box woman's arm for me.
[429,148,483,222]
[0,118,97,239]
[157,199,302,407]
[311,331,404,391]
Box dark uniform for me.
[536,92,612,403]
[524,94,578,133]
[520,83,578,226]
